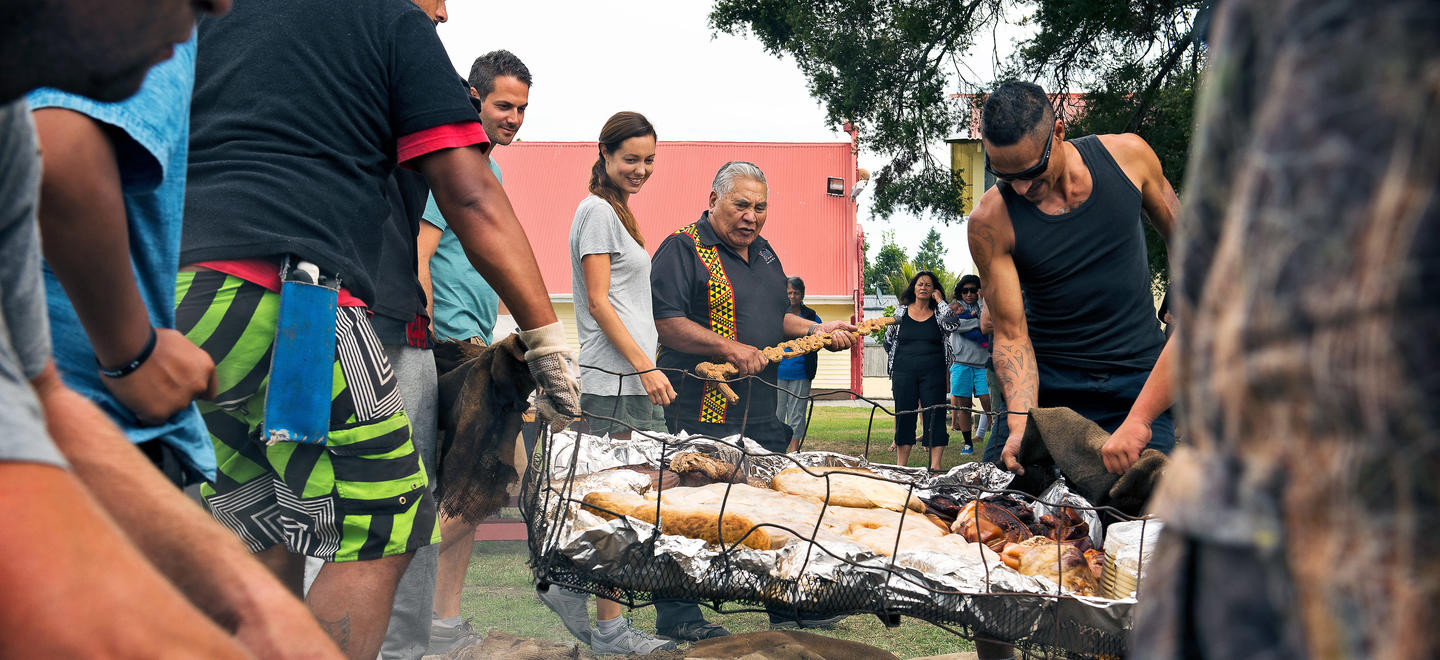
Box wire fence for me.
[521,365,1153,658]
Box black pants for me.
[891,353,950,447]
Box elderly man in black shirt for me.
[648,160,857,638]
[651,161,856,451]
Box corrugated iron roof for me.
[494,140,861,296]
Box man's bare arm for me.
[1105,133,1181,241]
[32,108,216,423]
[969,192,1038,474]
[1099,133,1181,473]
[417,220,443,321]
[415,145,556,331]
[1134,140,1181,242]
[31,363,342,659]
[0,461,248,659]
[1103,335,1177,474]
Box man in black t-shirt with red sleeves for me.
[176,1,579,656]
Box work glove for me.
[517,321,581,430]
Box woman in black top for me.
[883,271,960,469]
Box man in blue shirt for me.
[419,51,529,347]
[28,40,216,486]
[4,1,338,655]
[417,49,532,655]
[776,276,820,450]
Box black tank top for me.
[895,309,944,362]
[1000,135,1165,370]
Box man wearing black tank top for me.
[968,81,1179,485]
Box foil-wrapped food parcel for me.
[526,429,1160,653]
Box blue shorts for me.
[949,364,988,397]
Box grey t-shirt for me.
[0,101,66,467]
[570,195,658,396]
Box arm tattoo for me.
[969,223,998,268]
[316,612,351,652]
[993,339,1039,416]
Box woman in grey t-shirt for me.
[569,111,673,437]
[553,112,681,653]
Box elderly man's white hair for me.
[711,161,767,195]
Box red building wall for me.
[494,140,861,298]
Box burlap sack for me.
[440,631,595,660]
[1014,407,1166,515]
[433,336,535,524]
[683,631,900,660]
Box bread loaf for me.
[668,451,746,484]
[582,489,776,550]
[648,483,826,548]
[579,480,968,557]
[581,490,648,520]
[628,504,775,550]
[770,467,925,512]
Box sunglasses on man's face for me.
[959,287,979,294]
[984,120,1055,182]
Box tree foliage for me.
[711,0,1210,288]
[711,0,1005,221]
[913,228,947,275]
[883,261,919,307]
[884,260,960,307]
[864,230,909,297]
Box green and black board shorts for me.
[175,271,438,562]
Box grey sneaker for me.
[768,614,848,630]
[590,619,678,655]
[535,583,592,645]
[426,617,482,655]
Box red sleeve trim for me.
[191,259,369,308]
[397,121,491,167]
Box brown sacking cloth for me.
[684,630,900,660]
[441,631,596,660]
[1015,406,1167,515]
[433,336,536,525]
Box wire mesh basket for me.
[520,367,1159,658]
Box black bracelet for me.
[97,326,158,378]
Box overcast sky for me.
[436,0,1030,279]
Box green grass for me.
[458,407,992,657]
[460,542,976,658]
[795,406,992,472]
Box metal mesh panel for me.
[522,366,1152,658]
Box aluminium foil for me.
[527,429,1139,655]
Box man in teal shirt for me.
[418,49,531,654]
[418,50,530,345]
